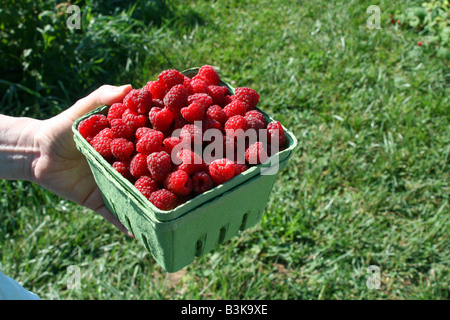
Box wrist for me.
[0,114,42,181]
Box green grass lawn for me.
[1,0,449,299]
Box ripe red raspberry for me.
[90,128,113,159]
[245,110,266,125]
[206,105,227,125]
[149,189,178,211]
[188,93,213,110]
[107,103,128,122]
[145,81,167,100]
[122,109,148,133]
[164,170,193,196]
[207,85,229,106]
[223,100,247,119]
[234,87,260,111]
[135,127,155,141]
[176,149,205,175]
[135,175,159,199]
[162,136,181,155]
[123,88,153,114]
[181,101,206,123]
[224,115,248,138]
[163,84,189,113]
[136,130,164,154]
[158,69,185,90]
[267,121,287,147]
[245,115,265,132]
[110,118,133,140]
[129,153,150,179]
[147,151,172,182]
[112,160,133,181]
[192,171,214,194]
[190,77,209,94]
[179,124,203,146]
[234,163,248,176]
[222,95,234,107]
[202,118,222,133]
[245,141,269,164]
[183,76,195,95]
[149,107,174,132]
[208,158,235,185]
[78,114,110,140]
[198,65,221,86]
[110,138,134,160]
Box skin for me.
[0,84,134,237]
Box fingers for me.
[96,205,135,238]
[66,84,133,121]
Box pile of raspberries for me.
[78,65,287,211]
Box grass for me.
[0,0,449,299]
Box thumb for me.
[66,84,133,121]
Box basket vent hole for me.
[240,212,249,231]
[195,239,204,257]
[218,226,227,244]
[124,216,134,236]
[141,234,151,253]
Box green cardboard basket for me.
[72,68,298,272]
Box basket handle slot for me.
[239,212,249,231]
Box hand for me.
[31,85,134,237]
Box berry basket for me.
[72,68,297,272]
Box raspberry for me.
[90,128,113,159]
[223,100,247,119]
[267,121,287,147]
[181,101,205,123]
[179,124,203,146]
[164,170,193,196]
[183,76,195,95]
[122,109,148,133]
[234,163,249,176]
[245,115,265,132]
[107,103,128,122]
[78,114,110,140]
[224,115,248,139]
[245,110,266,125]
[123,88,153,114]
[234,87,260,111]
[162,137,181,155]
[208,158,235,185]
[147,151,172,182]
[158,69,185,90]
[110,138,134,160]
[163,84,189,113]
[110,118,133,140]
[136,130,164,154]
[222,95,234,107]
[192,171,214,194]
[135,127,155,141]
[198,65,221,86]
[206,105,227,124]
[202,118,222,133]
[149,189,178,211]
[149,107,174,132]
[245,141,269,165]
[135,176,159,199]
[207,85,229,106]
[188,93,213,110]
[112,160,133,181]
[145,81,167,100]
[190,77,209,94]
[129,153,150,179]
[176,149,205,175]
